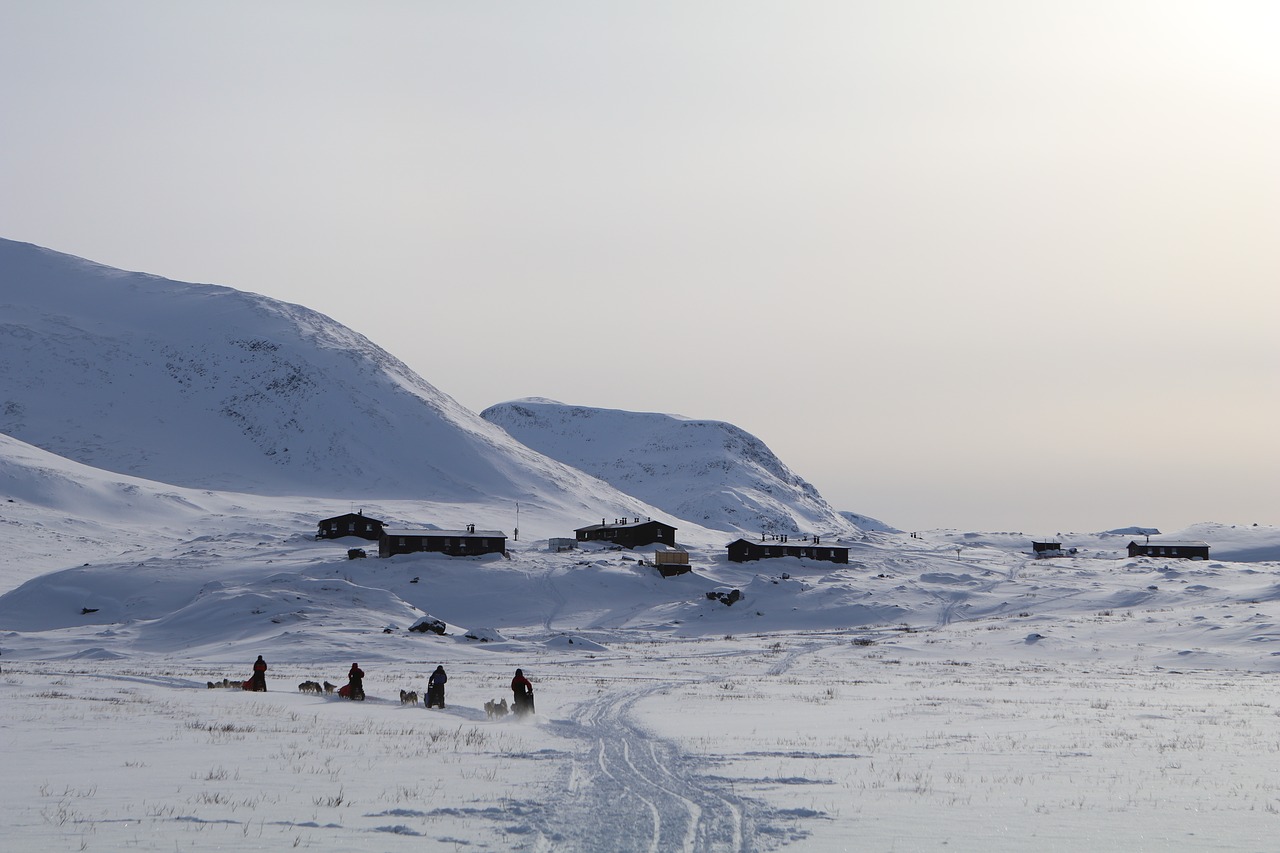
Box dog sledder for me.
[338,662,365,700]
[426,665,447,708]
[511,668,535,717]
[243,655,267,692]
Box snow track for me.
[543,686,758,853]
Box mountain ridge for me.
[481,397,861,536]
[0,238,652,518]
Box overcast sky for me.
[2,1,1277,534]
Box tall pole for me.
[515,502,520,542]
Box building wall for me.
[318,515,384,541]
[727,540,848,564]
[1128,543,1209,559]
[379,535,506,558]
[577,522,676,549]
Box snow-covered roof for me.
[576,519,673,532]
[727,537,847,548]
[383,528,506,539]
[1129,540,1209,548]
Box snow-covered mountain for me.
[10,244,1280,853]
[481,398,861,537]
[0,239,653,519]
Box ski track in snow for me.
[543,685,755,853]
[538,642,829,852]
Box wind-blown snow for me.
[481,398,861,537]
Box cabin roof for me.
[383,528,506,539]
[1129,540,1209,548]
[319,512,383,524]
[727,538,847,549]
[576,519,674,532]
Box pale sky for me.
[2,1,1277,534]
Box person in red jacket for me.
[511,668,534,716]
[347,662,365,700]
[249,655,267,692]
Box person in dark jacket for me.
[347,662,365,700]
[249,655,267,692]
[511,668,534,716]
[427,665,447,708]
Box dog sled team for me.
[210,656,535,717]
[482,672,533,719]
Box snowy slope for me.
[5,420,1280,851]
[0,239,655,522]
[481,398,861,537]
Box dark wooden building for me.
[379,525,508,558]
[317,511,385,541]
[726,536,849,564]
[1032,540,1061,554]
[575,518,677,549]
[1127,539,1210,560]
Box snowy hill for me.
[9,239,1280,850]
[5,393,1280,851]
[0,239,655,520]
[481,398,861,537]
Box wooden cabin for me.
[1127,540,1210,560]
[726,535,849,564]
[575,518,677,549]
[317,511,385,541]
[653,550,691,577]
[379,524,507,558]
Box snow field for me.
[6,636,1280,851]
[632,642,1280,852]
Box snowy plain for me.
[5,440,1280,852]
[4,240,1280,851]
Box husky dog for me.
[323,681,337,694]
[298,681,323,694]
[484,698,509,719]
[400,689,419,705]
